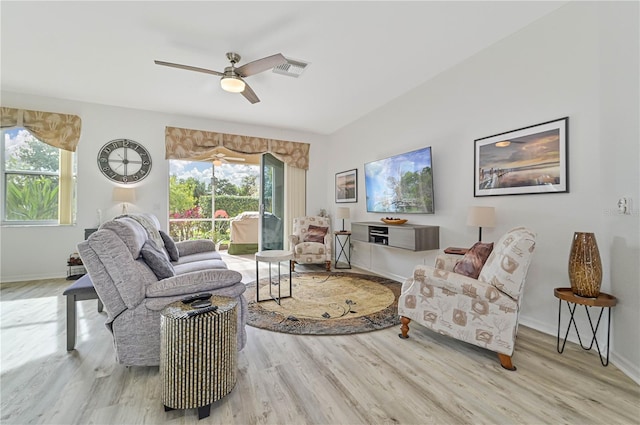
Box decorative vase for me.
[568,232,602,297]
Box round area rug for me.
[246,272,401,335]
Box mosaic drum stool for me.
[160,295,238,420]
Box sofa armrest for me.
[146,269,242,298]
[434,253,461,272]
[175,239,216,257]
[402,265,516,309]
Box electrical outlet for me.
[617,197,630,215]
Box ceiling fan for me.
[154,52,287,104]
[212,152,246,166]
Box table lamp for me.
[336,207,350,232]
[113,187,136,215]
[467,206,495,241]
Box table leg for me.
[557,300,583,353]
[582,305,611,366]
[66,295,76,351]
[198,404,211,419]
[268,261,274,302]
[256,260,260,302]
[556,299,612,366]
[277,260,282,304]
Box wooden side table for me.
[554,287,617,366]
[334,231,351,269]
[160,296,238,419]
[444,247,468,255]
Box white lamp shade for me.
[467,206,495,227]
[220,77,245,93]
[336,207,350,220]
[112,187,136,203]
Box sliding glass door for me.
[259,153,284,250]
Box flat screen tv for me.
[364,146,434,214]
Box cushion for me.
[140,240,175,280]
[453,241,494,279]
[303,225,328,243]
[159,230,179,261]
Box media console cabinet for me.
[351,222,439,251]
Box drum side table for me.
[160,296,238,419]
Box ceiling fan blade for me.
[240,81,260,104]
[154,60,224,77]
[236,53,287,77]
[226,157,246,162]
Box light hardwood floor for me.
[1,253,638,424]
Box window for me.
[1,128,76,225]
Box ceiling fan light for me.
[220,76,245,93]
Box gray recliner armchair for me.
[77,214,247,366]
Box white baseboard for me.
[1,272,66,284]
[609,352,640,385]
[351,260,407,283]
[521,315,640,384]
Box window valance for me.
[165,126,310,170]
[0,107,81,152]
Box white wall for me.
[596,2,640,382]
[0,93,329,282]
[328,2,639,382]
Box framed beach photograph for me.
[474,117,569,197]
[335,169,357,203]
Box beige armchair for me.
[398,227,536,370]
[289,216,332,271]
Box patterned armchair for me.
[398,227,536,370]
[289,216,332,271]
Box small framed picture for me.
[474,117,569,197]
[335,169,357,203]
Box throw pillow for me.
[159,230,179,261]
[140,240,176,280]
[303,225,328,243]
[453,241,494,279]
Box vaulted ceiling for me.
[1,1,567,135]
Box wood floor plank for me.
[1,261,638,425]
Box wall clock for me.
[97,139,152,184]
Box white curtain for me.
[284,165,306,249]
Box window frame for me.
[1,128,77,226]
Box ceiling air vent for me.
[272,58,309,78]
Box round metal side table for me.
[554,287,617,366]
[255,250,293,305]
